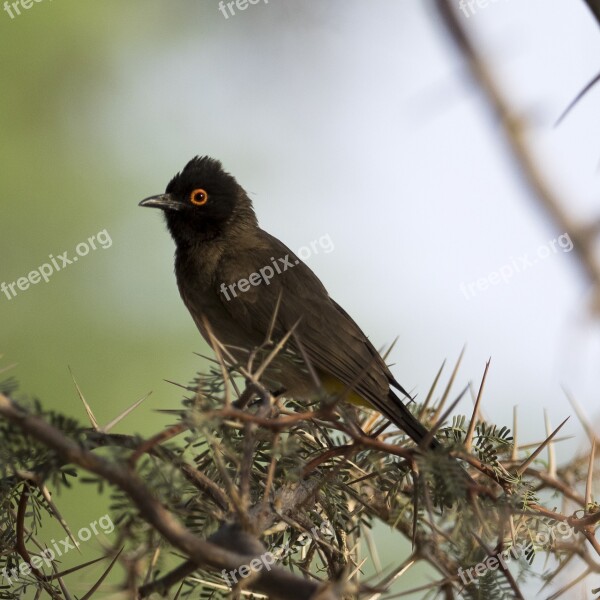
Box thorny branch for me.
[434,0,600,314]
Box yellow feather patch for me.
[320,374,374,408]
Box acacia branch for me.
[0,393,331,600]
[434,0,600,310]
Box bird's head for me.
[139,156,257,244]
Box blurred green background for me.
[0,1,212,426]
[2,1,433,595]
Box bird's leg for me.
[255,385,278,418]
[233,382,283,417]
[233,379,259,409]
[368,419,393,439]
[336,404,371,438]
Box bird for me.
[139,156,439,448]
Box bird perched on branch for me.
[140,156,439,448]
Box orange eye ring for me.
[190,188,208,206]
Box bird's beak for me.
[139,193,183,211]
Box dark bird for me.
[139,156,439,448]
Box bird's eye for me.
[190,189,208,206]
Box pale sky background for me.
[75,0,600,442]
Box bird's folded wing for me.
[215,232,392,403]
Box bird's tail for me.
[385,387,476,492]
[383,389,440,449]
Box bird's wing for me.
[213,231,435,446]
[215,232,394,406]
